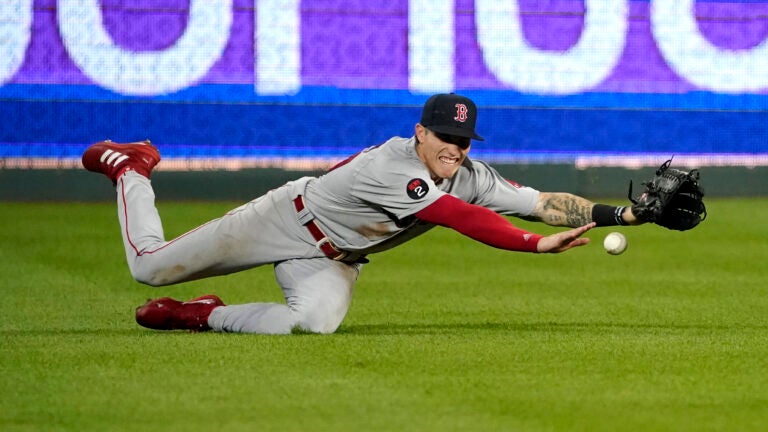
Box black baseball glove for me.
[628,159,707,231]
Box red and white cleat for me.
[81,139,161,185]
[135,295,225,332]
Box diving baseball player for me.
[82,93,645,334]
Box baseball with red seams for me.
[603,232,627,255]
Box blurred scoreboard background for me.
[1,0,768,170]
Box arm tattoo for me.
[533,193,594,227]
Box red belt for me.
[293,195,349,261]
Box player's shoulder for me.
[451,157,524,189]
[451,157,486,180]
[380,135,415,154]
[367,136,420,165]
[462,157,487,171]
[461,158,514,179]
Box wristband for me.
[592,204,629,226]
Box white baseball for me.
[603,232,627,255]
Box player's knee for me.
[126,249,204,285]
[294,320,341,335]
[130,270,162,287]
[129,265,175,287]
[290,300,346,334]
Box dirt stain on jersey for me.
[356,223,395,239]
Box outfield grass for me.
[2,198,767,431]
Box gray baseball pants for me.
[115,171,361,334]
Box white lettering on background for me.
[58,0,232,95]
[409,0,455,93]
[474,0,628,95]
[256,0,301,95]
[0,1,33,85]
[652,0,768,93]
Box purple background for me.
[11,0,768,94]
[2,0,767,164]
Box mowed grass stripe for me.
[1,198,766,431]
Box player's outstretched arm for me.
[415,195,594,254]
[536,222,595,253]
[530,192,641,228]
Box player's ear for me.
[415,123,426,142]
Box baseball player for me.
[82,93,643,335]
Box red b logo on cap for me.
[454,103,468,123]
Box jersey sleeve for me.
[466,160,540,217]
[415,194,542,252]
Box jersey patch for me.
[406,178,429,200]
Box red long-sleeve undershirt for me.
[415,194,542,253]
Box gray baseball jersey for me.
[303,136,540,254]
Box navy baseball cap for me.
[420,93,484,141]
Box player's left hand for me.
[537,222,596,253]
[628,159,706,231]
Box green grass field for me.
[2,198,767,431]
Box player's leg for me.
[117,171,246,285]
[207,258,362,334]
[84,140,314,286]
[116,172,315,286]
[276,258,362,333]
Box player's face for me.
[415,124,471,181]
